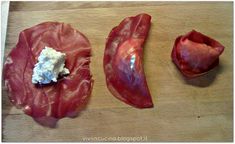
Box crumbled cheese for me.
[32,46,70,84]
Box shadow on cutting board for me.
[2,86,14,122]
[179,64,224,87]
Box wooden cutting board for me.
[2,1,233,142]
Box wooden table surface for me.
[2,1,233,142]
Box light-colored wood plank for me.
[9,1,221,11]
[3,109,232,142]
[3,2,233,142]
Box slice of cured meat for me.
[103,14,153,108]
[3,22,93,127]
[171,30,225,78]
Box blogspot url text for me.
[82,136,148,142]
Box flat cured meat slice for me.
[3,22,93,127]
[171,30,225,78]
[103,14,153,108]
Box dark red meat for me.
[3,22,93,127]
[103,14,153,108]
[171,30,225,78]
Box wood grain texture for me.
[3,1,233,142]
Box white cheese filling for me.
[32,46,70,84]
